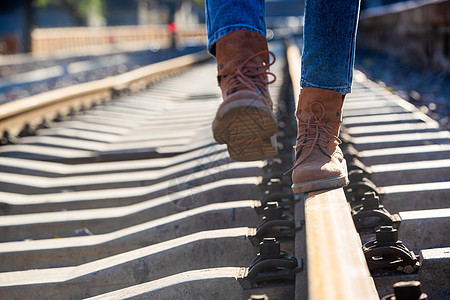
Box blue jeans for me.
[205,0,361,95]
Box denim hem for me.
[207,25,266,56]
[300,79,352,95]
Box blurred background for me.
[0,0,208,54]
[0,0,448,128]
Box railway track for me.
[0,40,448,299]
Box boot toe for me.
[291,158,348,194]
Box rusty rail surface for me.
[304,189,379,300]
[0,51,211,141]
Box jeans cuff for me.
[207,25,266,56]
[300,79,352,95]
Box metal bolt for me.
[259,238,281,259]
[393,281,427,300]
[376,226,398,245]
[362,191,380,210]
[264,202,283,220]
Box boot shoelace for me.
[224,51,276,97]
[285,101,342,174]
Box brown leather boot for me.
[212,30,278,161]
[291,87,349,194]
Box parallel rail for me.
[0,51,211,142]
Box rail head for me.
[285,38,301,107]
[304,188,379,300]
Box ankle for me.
[297,87,345,122]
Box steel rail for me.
[286,38,301,105]
[304,189,379,300]
[286,40,379,300]
[0,51,211,140]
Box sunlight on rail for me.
[305,188,379,300]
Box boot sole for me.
[227,134,278,161]
[291,159,350,194]
[212,99,278,161]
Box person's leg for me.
[301,0,361,94]
[291,0,361,194]
[205,0,266,56]
[206,0,278,161]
